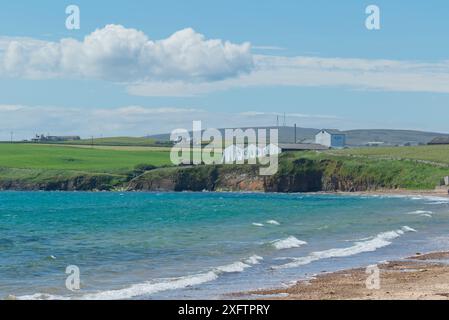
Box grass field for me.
[328,145,449,165]
[280,147,449,190]
[51,136,170,147]
[1,142,449,191]
[0,143,172,174]
[47,144,173,152]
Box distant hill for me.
[343,129,449,146]
[148,127,449,146]
[51,137,171,147]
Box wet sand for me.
[239,252,449,300]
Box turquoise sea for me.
[1,191,449,300]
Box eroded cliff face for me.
[127,159,355,193]
[127,158,399,193]
[0,170,123,191]
[0,157,410,192]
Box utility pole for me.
[91,136,94,148]
[10,131,13,143]
[294,123,297,143]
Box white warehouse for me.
[315,129,346,148]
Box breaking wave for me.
[271,236,308,250]
[252,223,264,227]
[406,210,433,217]
[274,226,416,269]
[17,254,264,300]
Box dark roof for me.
[317,129,345,136]
[48,136,80,138]
[428,137,449,145]
[279,143,328,151]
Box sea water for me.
[1,191,449,300]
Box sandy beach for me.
[238,251,449,300]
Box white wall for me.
[315,131,331,147]
[315,131,346,148]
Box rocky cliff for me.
[127,154,449,193]
[1,153,446,192]
[127,158,393,193]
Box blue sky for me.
[1,0,449,139]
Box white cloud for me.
[0,25,254,81]
[128,55,449,96]
[3,26,449,95]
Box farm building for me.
[222,143,327,163]
[31,135,81,142]
[428,137,449,145]
[278,143,328,151]
[315,130,346,148]
[222,144,281,163]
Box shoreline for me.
[0,188,448,197]
[336,189,449,198]
[236,251,449,300]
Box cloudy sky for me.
[1,0,449,140]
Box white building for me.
[315,130,346,148]
[222,144,281,163]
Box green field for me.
[51,136,170,147]
[1,143,449,191]
[293,151,449,190]
[0,143,172,174]
[329,145,449,165]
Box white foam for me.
[214,261,251,273]
[344,236,373,242]
[17,254,264,300]
[401,226,417,232]
[266,220,281,225]
[272,236,308,250]
[424,197,449,204]
[17,271,219,300]
[406,210,433,215]
[405,210,433,218]
[17,293,70,300]
[244,255,264,265]
[275,226,416,269]
[252,223,264,227]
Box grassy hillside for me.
[129,151,449,192]
[0,143,172,174]
[1,143,449,191]
[296,151,449,190]
[329,145,449,166]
